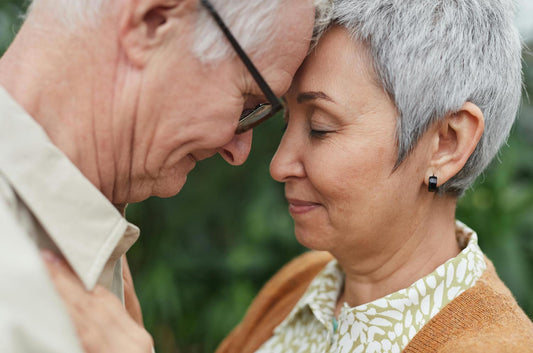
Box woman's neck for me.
[334,196,460,313]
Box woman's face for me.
[270,26,432,258]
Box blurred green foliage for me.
[1,2,532,352]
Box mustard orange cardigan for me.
[217,251,533,353]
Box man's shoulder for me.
[0,173,84,352]
[0,171,42,257]
[0,171,54,300]
[0,172,17,212]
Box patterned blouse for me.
[255,221,487,353]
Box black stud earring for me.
[428,175,438,192]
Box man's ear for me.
[425,102,485,188]
[119,0,197,67]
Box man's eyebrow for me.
[296,91,335,104]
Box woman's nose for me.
[270,132,305,182]
[217,129,253,166]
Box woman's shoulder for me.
[216,251,333,353]
[405,257,533,353]
[241,250,333,320]
[265,250,334,289]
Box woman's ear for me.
[425,102,485,188]
[119,0,197,67]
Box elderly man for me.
[0,0,330,351]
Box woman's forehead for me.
[287,27,380,105]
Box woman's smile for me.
[287,198,321,215]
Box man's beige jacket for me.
[0,86,138,352]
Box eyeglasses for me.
[200,0,284,134]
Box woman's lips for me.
[287,198,320,215]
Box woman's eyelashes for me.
[282,109,335,138]
[309,110,336,138]
[309,129,330,138]
[309,120,335,138]
[281,119,334,138]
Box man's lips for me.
[286,198,321,215]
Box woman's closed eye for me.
[309,119,337,138]
[280,121,332,135]
[308,109,337,139]
[280,122,336,138]
[281,108,337,138]
[309,128,331,138]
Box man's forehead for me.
[253,0,315,66]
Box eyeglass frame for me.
[199,0,284,134]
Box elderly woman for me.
[43,0,533,352]
[216,1,533,351]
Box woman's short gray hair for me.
[332,0,522,196]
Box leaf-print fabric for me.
[256,221,486,353]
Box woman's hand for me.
[122,255,145,327]
[42,251,153,353]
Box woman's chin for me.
[294,227,333,252]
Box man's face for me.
[121,0,314,203]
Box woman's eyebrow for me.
[296,91,335,104]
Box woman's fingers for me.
[41,250,86,301]
[41,250,153,353]
[122,255,144,326]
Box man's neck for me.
[0,13,123,203]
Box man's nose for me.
[217,129,253,166]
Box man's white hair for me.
[193,0,284,62]
[194,0,334,61]
[28,0,334,62]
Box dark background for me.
[2,2,532,352]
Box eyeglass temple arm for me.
[200,0,282,109]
